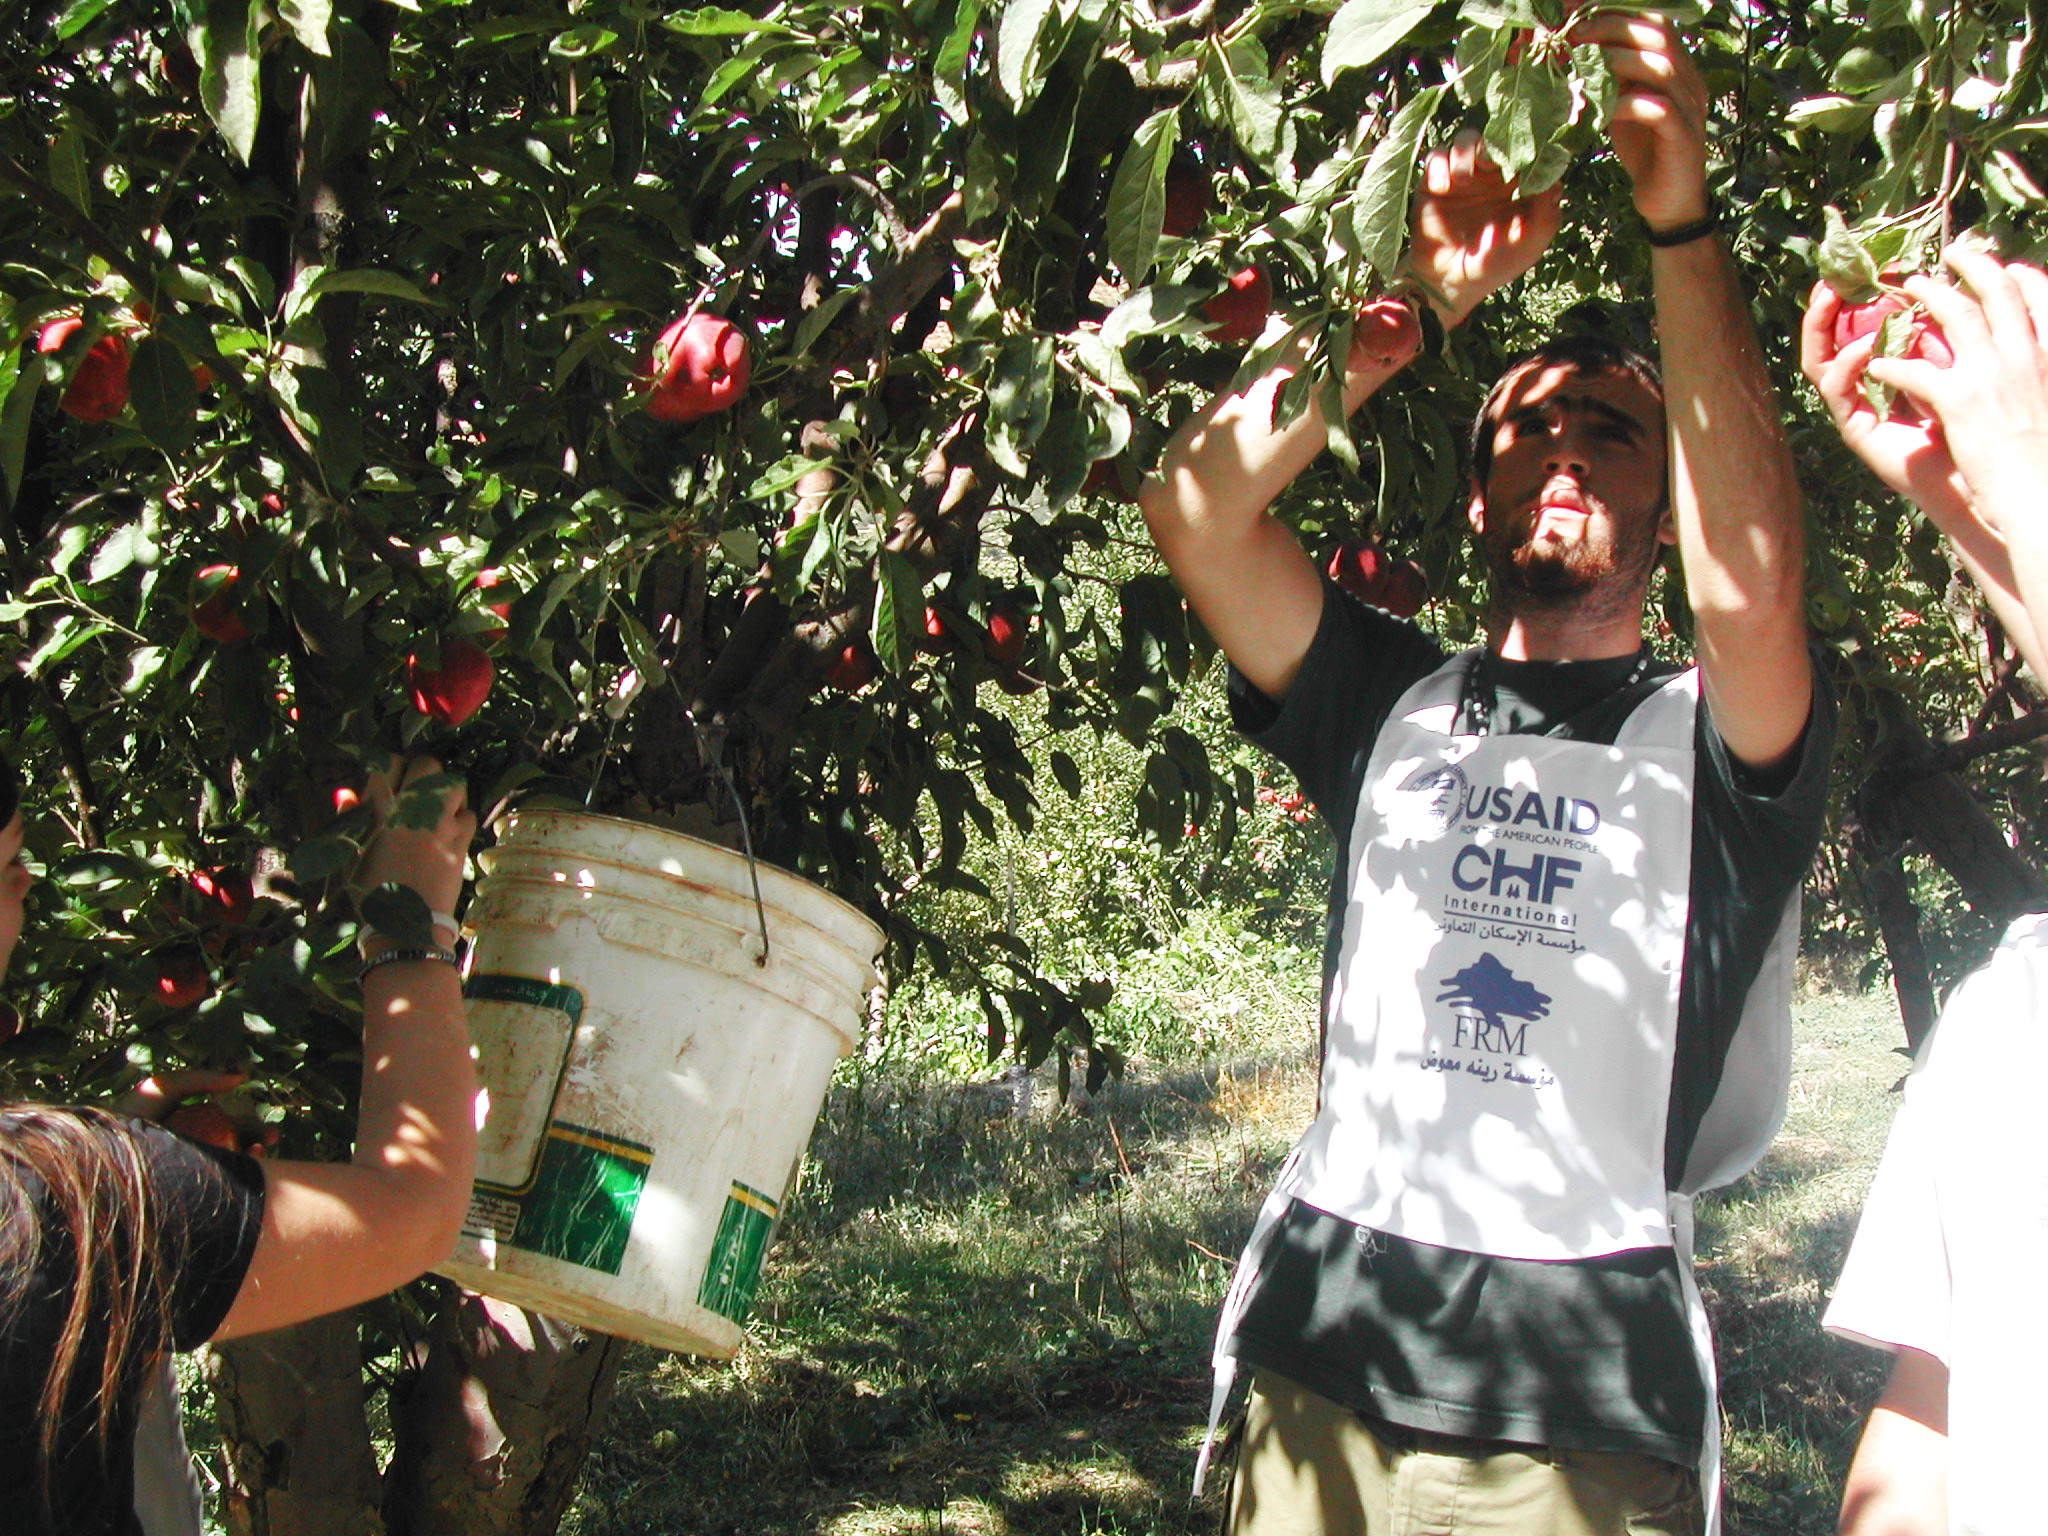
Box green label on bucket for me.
[507,1120,654,1275]
[698,1182,780,1322]
[464,971,585,1022]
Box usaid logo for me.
[1394,762,1466,832]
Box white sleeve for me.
[1822,1052,1950,1363]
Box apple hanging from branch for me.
[1202,267,1272,347]
[407,637,494,727]
[644,311,751,423]
[37,316,131,423]
[188,564,254,643]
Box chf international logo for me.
[1436,952,1551,1056]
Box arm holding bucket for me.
[213,756,479,1341]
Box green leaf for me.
[161,264,244,314]
[1352,85,1444,280]
[1785,95,1877,132]
[1321,0,1441,86]
[1207,38,1282,163]
[932,0,980,124]
[89,523,161,585]
[49,119,93,216]
[51,0,117,39]
[361,883,434,947]
[1832,45,1895,95]
[986,334,1056,452]
[549,24,618,57]
[1818,206,1883,301]
[293,267,435,321]
[996,0,1058,107]
[121,646,167,696]
[790,285,861,358]
[1105,107,1180,286]
[1452,19,1513,109]
[279,0,333,55]
[1100,283,1208,347]
[129,336,199,454]
[0,354,38,505]
[190,0,263,164]
[1483,56,1573,192]
[663,7,794,36]
[1568,42,1616,129]
[871,548,921,674]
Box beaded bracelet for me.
[359,945,462,981]
[356,910,462,962]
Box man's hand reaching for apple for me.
[1405,130,1561,328]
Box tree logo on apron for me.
[1426,952,1557,1087]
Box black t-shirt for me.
[0,1112,266,1535]
[1225,582,1836,1464]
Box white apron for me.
[1197,658,1798,1536]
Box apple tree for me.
[2,0,2045,1529]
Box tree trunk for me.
[1853,839,1939,1053]
[381,1291,628,1536]
[204,1312,385,1536]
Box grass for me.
[560,984,1910,1536]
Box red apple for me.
[474,567,517,621]
[159,43,200,98]
[154,951,210,1009]
[1351,296,1424,369]
[822,640,876,691]
[1833,290,1954,421]
[164,1101,240,1153]
[986,608,1029,668]
[1326,540,1384,602]
[191,866,256,925]
[407,637,494,726]
[1162,160,1212,238]
[644,312,750,423]
[1202,267,1272,347]
[921,605,957,652]
[189,564,253,644]
[1375,558,1429,619]
[37,317,131,423]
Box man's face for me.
[1469,362,1673,608]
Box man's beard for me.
[1481,499,1664,614]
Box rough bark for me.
[381,1292,628,1536]
[204,1313,385,1536]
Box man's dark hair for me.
[1468,335,1663,487]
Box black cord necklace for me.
[1463,647,1654,739]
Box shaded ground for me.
[564,988,1906,1536]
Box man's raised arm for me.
[1586,11,1812,772]
[1139,138,1559,702]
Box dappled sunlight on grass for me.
[564,988,1909,1536]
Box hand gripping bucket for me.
[434,808,882,1356]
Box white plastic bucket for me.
[434,807,881,1356]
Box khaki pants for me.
[1226,1372,1704,1536]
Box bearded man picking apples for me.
[1141,16,1833,1536]
[1804,249,2048,1536]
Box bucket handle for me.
[678,708,771,968]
